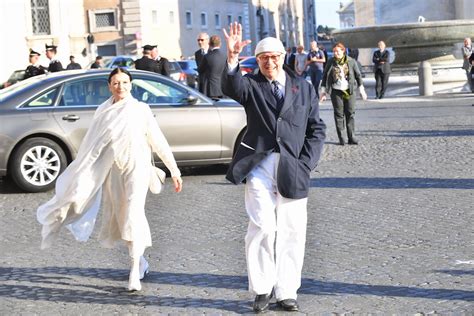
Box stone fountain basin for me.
[332,20,474,64]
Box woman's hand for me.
[172,176,183,193]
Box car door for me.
[131,76,222,162]
[51,77,110,153]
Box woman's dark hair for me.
[108,67,132,83]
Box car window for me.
[131,78,188,105]
[58,79,110,107]
[23,87,60,107]
[110,58,135,68]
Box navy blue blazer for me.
[222,65,326,199]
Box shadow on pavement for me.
[360,128,474,137]
[310,177,474,189]
[0,267,472,310]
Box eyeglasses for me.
[257,54,282,62]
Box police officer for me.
[134,45,160,73]
[45,44,64,72]
[24,49,46,79]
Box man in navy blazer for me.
[372,40,391,99]
[222,22,326,313]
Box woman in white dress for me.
[37,67,183,291]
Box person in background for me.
[24,49,46,79]
[134,45,160,73]
[462,37,472,91]
[306,41,325,98]
[151,46,170,77]
[195,32,210,67]
[66,55,82,70]
[320,42,367,146]
[197,35,226,98]
[294,45,308,78]
[222,22,326,313]
[37,67,183,292]
[90,56,104,69]
[469,50,474,93]
[45,44,64,72]
[195,32,210,92]
[284,47,295,71]
[372,41,391,99]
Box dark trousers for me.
[309,68,323,97]
[375,70,390,98]
[330,89,356,141]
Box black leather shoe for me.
[348,138,359,145]
[253,292,272,313]
[338,138,345,146]
[277,299,299,311]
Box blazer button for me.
[277,137,281,142]
[277,117,282,122]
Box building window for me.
[97,44,117,57]
[169,11,175,24]
[152,10,158,25]
[215,13,220,28]
[238,15,243,25]
[89,9,119,32]
[31,0,50,35]
[186,11,192,27]
[227,14,232,25]
[201,12,207,28]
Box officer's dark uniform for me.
[24,49,46,79]
[45,44,64,73]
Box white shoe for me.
[128,271,142,292]
[139,256,149,280]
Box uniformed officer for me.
[45,44,64,72]
[24,49,46,79]
[134,45,160,73]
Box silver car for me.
[0,70,246,192]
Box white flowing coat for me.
[37,96,180,252]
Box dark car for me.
[239,56,258,75]
[177,60,198,89]
[0,70,246,192]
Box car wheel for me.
[10,137,67,192]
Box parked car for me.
[168,61,187,85]
[177,60,198,89]
[1,69,26,89]
[0,69,246,192]
[239,56,258,75]
[103,55,136,69]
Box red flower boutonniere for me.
[291,85,299,93]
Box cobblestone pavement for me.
[0,93,473,315]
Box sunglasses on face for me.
[197,39,206,42]
[257,54,282,62]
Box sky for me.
[315,0,346,28]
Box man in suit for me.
[45,44,64,72]
[284,47,295,71]
[90,56,104,69]
[372,40,391,99]
[195,32,210,93]
[222,22,326,313]
[135,45,160,73]
[151,46,170,77]
[197,35,226,98]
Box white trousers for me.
[244,153,308,300]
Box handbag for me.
[149,153,166,194]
